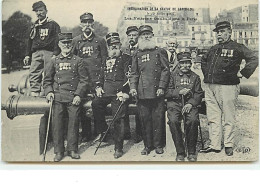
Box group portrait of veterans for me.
[22,1,258,162]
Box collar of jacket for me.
[218,39,233,46]
[59,52,73,59]
[81,31,94,41]
[177,68,192,77]
[34,17,49,26]
[107,51,122,60]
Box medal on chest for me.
[39,28,49,40]
[82,46,94,56]
[221,49,233,57]
[141,54,150,63]
[180,77,190,85]
[106,58,116,73]
[59,62,71,70]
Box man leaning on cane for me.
[166,52,203,161]
[43,33,89,162]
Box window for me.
[198,26,201,31]
[192,27,194,31]
[185,41,188,46]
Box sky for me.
[1,0,259,32]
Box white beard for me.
[108,48,121,58]
[138,37,156,50]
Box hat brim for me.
[139,30,153,35]
[59,39,73,42]
[126,29,138,35]
[179,59,192,62]
[213,25,231,32]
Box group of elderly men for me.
[24,1,258,162]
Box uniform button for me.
[78,41,81,43]
[96,57,98,59]
[56,71,59,73]
[72,78,74,80]
[70,91,72,93]
[80,50,82,51]
[73,71,75,73]
[71,85,73,86]
[95,65,98,67]
[176,87,178,89]
[115,69,117,72]
[74,58,76,60]
[154,77,157,79]
[154,85,157,87]
[96,41,98,43]
[155,70,157,72]
[58,84,61,86]
[58,77,60,79]
[114,74,116,76]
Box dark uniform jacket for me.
[129,47,170,99]
[122,44,138,56]
[44,53,89,102]
[26,18,61,57]
[98,52,131,97]
[72,33,108,85]
[165,67,204,107]
[201,40,258,85]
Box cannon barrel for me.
[2,95,138,120]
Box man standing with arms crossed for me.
[72,12,108,142]
[200,21,258,156]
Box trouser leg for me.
[80,108,92,139]
[185,108,199,155]
[124,106,131,136]
[167,101,184,155]
[29,51,44,93]
[111,98,126,151]
[66,104,80,152]
[52,101,66,153]
[204,84,222,150]
[138,99,153,149]
[92,97,111,134]
[152,97,165,148]
[220,85,239,148]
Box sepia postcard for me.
[1,0,259,163]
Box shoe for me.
[68,151,80,159]
[155,147,164,154]
[187,154,197,162]
[176,154,185,161]
[124,133,131,140]
[199,147,221,153]
[114,149,123,159]
[225,147,233,156]
[141,147,152,155]
[54,152,64,162]
[81,136,91,143]
[134,135,142,143]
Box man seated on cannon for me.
[92,32,131,159]
[43,33,89,162]
[165,52,204,162]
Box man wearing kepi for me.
[43,33,89,162]
[24,1,60,96]
[122,26,142,143]
[129,25,170,155]
[92,32,130,159]
[200,21,258,156]
[166,52,204,161]
[72,12,108,142]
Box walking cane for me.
[181,95,188,154]
[42,97,53,161]
[94,101,125,155]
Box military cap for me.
[80,12,94,22]
[106,32,120,46]
[58,33,73,42]
[138,25,153,35]
[177,52,192,62]
[32,1,46,11]
[126,26,138,35]
[213,21,231,32]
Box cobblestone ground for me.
[1,70,258,162]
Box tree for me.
[2,11,32,62]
